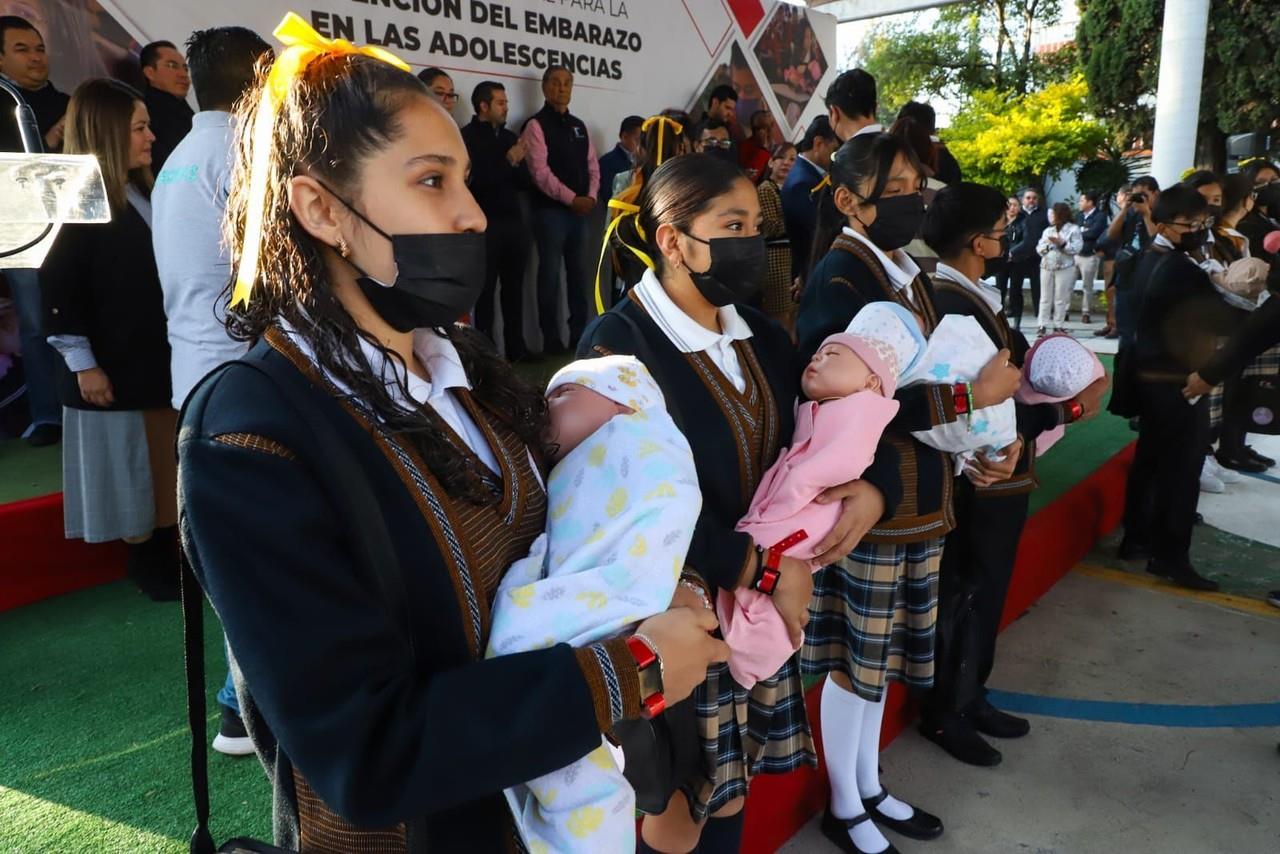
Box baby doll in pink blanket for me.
[1014,333,1105,456]
[720,330,902,689]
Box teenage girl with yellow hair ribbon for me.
[178,13,725,851]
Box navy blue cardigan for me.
[178,335,636,850]
[579,297,902,591]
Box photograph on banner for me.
[0,0,141,91]
[753,3,827,130]
[688,42,777,144]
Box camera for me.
[1130,193,1147,204]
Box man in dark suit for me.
[140,40,194,173]
[597,114,642,202]
[897,101,962,185]
[782,115,839,279]
[1074,190,1109,324]
[1006,187,1048,329]
[0,15,69,446]
[462,81,531,361]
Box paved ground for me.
[781,568,1280,854]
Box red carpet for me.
[739,442,1136,853]
[0,493,125,613]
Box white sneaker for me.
[1199,458,1225,494]
[1206,456,1242,484]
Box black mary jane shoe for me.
[862,790,944,841]
[820,808,900,854]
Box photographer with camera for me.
[1101,176,1160,345]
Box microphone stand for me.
[1,76,54,258]
[1,75,44,155]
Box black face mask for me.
[979,233,1008,278]
[706,145,737,166]
[1177,227,1209,254]
[860,193,925,251]
[326,186,486,333]
[682,233,766,307]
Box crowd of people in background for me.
[2,10,1279,854]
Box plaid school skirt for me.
[1209,342,1280,430]
[679,655,816,821]
[802,538,944,702]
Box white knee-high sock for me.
[820,675,865,818]
[856,691,914,821]
[822,678,893,853]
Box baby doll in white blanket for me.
[845,301,1018,472]
[486,355,700,854]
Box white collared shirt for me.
[283,322,499,473]
[852,123,884,138]
[1153,233,1176,251]
[841,226,920,299]
[797,153,827,177]
[934,262,1003,313]
[632,268,754,393]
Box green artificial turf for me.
[0,584,271,853]
[0,438,61,504]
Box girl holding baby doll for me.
[920,183,1109,768]
[579,153,896,853]
[175,18,726,852]
[797,132,1023,854]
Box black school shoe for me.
[1245,446,1276,468]
[921,716,1002,767]
[862,790,944,841]
[1117,538,1151,562]
[971,700,1031,739]
[1214,450,1269,474]
[1146,560,1219,592]
[820,809,900,854]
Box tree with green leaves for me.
[854,0,1072,118]
[1078,0,1280,167]
[944,75,1109,192]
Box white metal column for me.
[1149,0,1211,188]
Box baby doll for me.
[847,301,1019,473]
[1014,333,1106,456]
[486,355,700,854]
[723,331,901,689]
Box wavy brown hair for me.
[223,53,546,502]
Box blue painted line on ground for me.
[986,689,1280,728]
[1241,469,1280,486]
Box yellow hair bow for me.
[810,174,832,196]
[231,12,412,307]
[594,198,655,315]
[641,115,684,169]
[1179,166,1199,182]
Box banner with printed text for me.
[14,0,836,153]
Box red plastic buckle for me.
[757,566,781,595]
[1066,399,1084,423]
[766,530,809,570]
[641,692,666,719]
[953,382,971,415]
[626,634,657,670]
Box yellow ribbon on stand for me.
[594,199,656,315]
[640,114,684,169]
[231,12,411,307]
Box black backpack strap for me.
[181,352,415,853]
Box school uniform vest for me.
[529,103,591,208]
